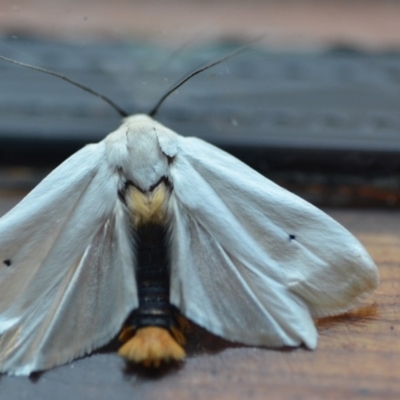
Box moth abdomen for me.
[118,182,185,366]
[129,223,177,330]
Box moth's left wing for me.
[165,136,378,350]
[0,143,136,375]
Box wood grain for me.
[0,194,399,400]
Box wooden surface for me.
[0,193,399,400]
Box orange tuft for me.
[118,326,186,367]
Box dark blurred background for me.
[1,0,400,207]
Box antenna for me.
[1,37,263,120]
[0,55,129,118]
[148,40,260,117]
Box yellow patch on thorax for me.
[126,182,169,227]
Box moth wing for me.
[0,143,136,375]
[166,136,378,349]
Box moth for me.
[0,49,379,376]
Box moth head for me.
[106,114,176,192]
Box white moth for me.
[0,113,379,375]
[0,46,379,374]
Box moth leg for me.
[118,326,135,343]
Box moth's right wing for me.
[165,136,378,350]
[0,143,137,375]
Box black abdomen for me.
[126,223,178,330]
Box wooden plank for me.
[0,194,399,400]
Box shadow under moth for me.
[0,47,379,376]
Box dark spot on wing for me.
[3,259,11,267]
[289,234,296,241]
